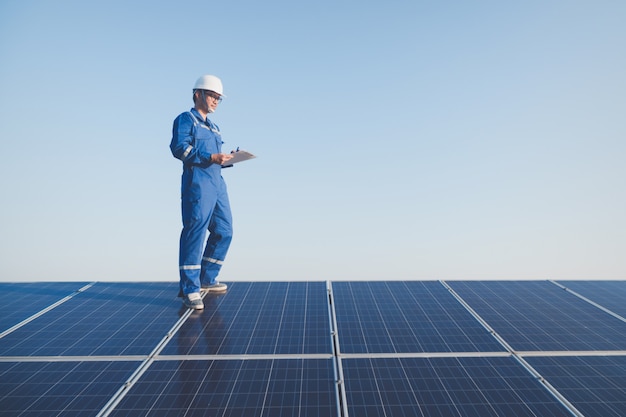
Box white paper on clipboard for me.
[222,150,256,166]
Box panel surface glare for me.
[448,280,626,351]
[161,281,331,355]
[333,281,504,353]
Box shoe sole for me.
[201,286,228,293]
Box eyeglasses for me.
[203,90,222,102]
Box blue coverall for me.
[170,109,233,295]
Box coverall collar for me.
[190,107,208,123]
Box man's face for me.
[202,90,222,113]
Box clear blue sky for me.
[1,1,624,282]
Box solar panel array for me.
[0,280,624,417]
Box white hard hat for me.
[193,75,225,97]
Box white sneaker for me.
[183,292,204,310]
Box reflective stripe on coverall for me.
[170,109,233,295]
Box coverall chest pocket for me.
[194,126,222,155]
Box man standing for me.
[170,75,233,310]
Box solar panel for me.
[0,282,183,356]
[0,360,139,417]
[341,356,574,417]
[557,280,626,318]
[1,280,624,417]
[527,355,626,417]
[160,281,331,355]
[0,282,88,332]
[107,359,338,417]
[332,281,504,353]
[447,280,626,351]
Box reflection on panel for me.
[162,281,332,355]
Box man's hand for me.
[211,153,234,165]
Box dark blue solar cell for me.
[342,356,574,417]
[448,281,626,351]
[527,355,626,417]
[0,282,184,356]
[0,360,138,416]
[0,282,89,332]
[332,281,505,353]
[161,281,331,355]
[558,280,626,318]
[109,359,338,417]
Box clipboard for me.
[221,149,256,167]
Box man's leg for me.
[179,194,214,296]
[201,191,233,287]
